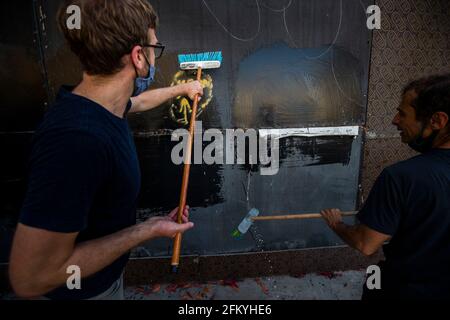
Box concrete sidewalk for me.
[124,270,366,300]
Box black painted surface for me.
[0,1,47,132]
[279,135,354,167]
[0,0,46,262]
[132,134,362,256]
[134,135,224,213]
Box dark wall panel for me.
[134,135,362,257]
[25,0,371,257]
[0,1,47,261]
[1,0,373,261]
[0,1,47,132]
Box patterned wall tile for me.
[361,0,450,200]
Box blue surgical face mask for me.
[132,52,155,97]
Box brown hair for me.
[415,77,450,135]
[403,74,450,122]
[57,0,158,75]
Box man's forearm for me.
[34,223,153,296]
[130,85,186,113]
[321,209,389,257]
[331,223,365,253]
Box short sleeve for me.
[357,168,404,236]
[20,130,109,233]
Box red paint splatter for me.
[220,279,240,291]
[254,278,269,295]
[165,283,179,293]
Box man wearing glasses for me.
[130,40,203,113]
[9,0,197,300]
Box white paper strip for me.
[259,126,360,138]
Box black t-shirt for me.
[358,148,450,298]
[20,86,141,299]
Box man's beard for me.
[407,125,439,153]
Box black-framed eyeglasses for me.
[142,42,165,59]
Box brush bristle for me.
[178,51,223,64]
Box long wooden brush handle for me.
[252,211,357,221]
[171,67,202,271]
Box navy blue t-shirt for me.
[20,86,141,299]
[358,148,450,298]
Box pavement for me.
[124,270,366,300]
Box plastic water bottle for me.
[237,208,260,234]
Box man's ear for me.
[430,111,449,130]
[130,45,144,70]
